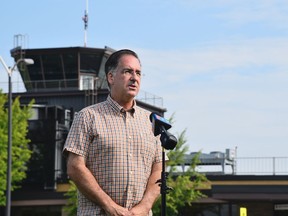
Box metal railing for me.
[234,157,288,175]
[0,79,164,108]
[136,90,163,108]
[190,156,288,175]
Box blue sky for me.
[1,0,288,157]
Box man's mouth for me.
[128,84,137,90]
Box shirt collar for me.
[107,95,136,116]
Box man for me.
[63,49,163,215]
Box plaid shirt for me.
[63,95,163,215]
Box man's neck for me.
[110,94,134,111]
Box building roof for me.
[11,46,115,92]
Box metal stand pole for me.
[161,149,167,216]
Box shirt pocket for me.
[139,132,157,175]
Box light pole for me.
[0,56,34,216]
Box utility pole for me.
[83,0,89,47]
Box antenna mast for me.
[83,0,89,47]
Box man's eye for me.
[122,69,141,77]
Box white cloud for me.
[213,0,288,28]
[139,37,288,88]
[137,36,288,157]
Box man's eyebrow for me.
[123,67,141,72]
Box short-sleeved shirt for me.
[63,95,163,215]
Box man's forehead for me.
[118,55,141,67]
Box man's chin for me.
[128,88,139,94]
[127,91,138,99]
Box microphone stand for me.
[160,148,169,216]
[150,113,177,216]
[156,148,170,216]
[156,126,176,216]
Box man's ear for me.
[107,72,114,86]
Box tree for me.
[0,90,34,206]
[63,115,208,215]
[63,180,78,216]
[152,128,208,215]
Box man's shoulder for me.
[135,105,151,114]
[134,105,152,121]
[77,100,110,117]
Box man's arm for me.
[129,161,162,215]
[66,152,132,216]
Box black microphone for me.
[150,112,177,150]
[150,112,171,136]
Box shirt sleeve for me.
[62,110,92,159]
[153,136,170,164]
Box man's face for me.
[108,54,142,101]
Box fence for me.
[0,79,164,108]
[180,156,288,175]
[234,157,288,175]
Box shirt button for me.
[129,153,132,157]
[130,171,133,174]
[129,136,132,139]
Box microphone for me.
[150,112,177,150]
[150,112,172,136]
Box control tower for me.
[11,46,113,92]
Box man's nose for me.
[130,71,140,80]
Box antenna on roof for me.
[82,0,89,47]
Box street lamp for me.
[0,56,34,216]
